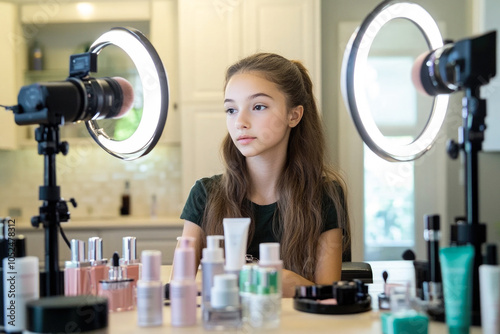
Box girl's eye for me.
[254,104,266,111]
[225,108,236,115]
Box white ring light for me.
[341,0,449,161]
[86,27,169,160]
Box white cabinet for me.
[0,3,20,150]
[179,0,321,199]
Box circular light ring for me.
[341,0,449,162]
[86,27,169,160]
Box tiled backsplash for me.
[0,142,183,222]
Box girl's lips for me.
[237,136,255,145]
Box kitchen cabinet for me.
[179,0,321,199]
[0,2,20,150]
[15,0,179,146]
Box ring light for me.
[87,27,169,160]
[341,0,448,161]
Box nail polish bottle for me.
[98,252,134,312]
[203,273,242,330]
[170,237,197,327]
[137,250,163,327]
[88,237,108,296]
[64,239,92,296]
[120,236,141,286]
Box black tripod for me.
[30,124,75,296]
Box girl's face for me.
[224,72,302,159]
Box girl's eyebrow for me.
[224,93,274,104]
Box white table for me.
[108,262,482,333]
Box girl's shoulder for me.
[196,174,223,193]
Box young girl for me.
[179,52,350,297]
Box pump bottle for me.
[201,235,225,313]
[170,237,197,327]
[137,250,163,327]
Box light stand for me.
[30,124,74,296]
[447,86,488,325]
[7,27,169,297]
[341,0,496,327]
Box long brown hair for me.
[201,53,350,281]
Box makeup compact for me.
[26,296,108,334]
[293,280,371,314]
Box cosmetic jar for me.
[203,273,242,330]
[25,296,108,334]
[380,311,429,334]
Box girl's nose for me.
[235,109,250,129]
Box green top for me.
[180,175,339,260]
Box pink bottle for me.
[98,252,134,312]
[170,237,197,327]
[64,239,92,296]
[137,250,163,327]
[120,237,141,288]
[88,237,108,295]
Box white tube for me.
[223,218,250,273]
[479,264,500,334]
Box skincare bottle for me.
[170,237,197,327]
[203,274,242,330]
[239,264,257,323]
[479,244,499,334]
[423,215,442,304]
[30,41,43,71]
[223,218,250,278]
[249,267,280,329]
[120,181,131,216]
[98,252,134,312]
[259,243,283,296]
[88,237,108,295]
[64,239,92,296]
[120,236,141,292]
[137,250,163,327]
[201,235,225,313]
[439,245,475,334]
[3,235,39,333]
